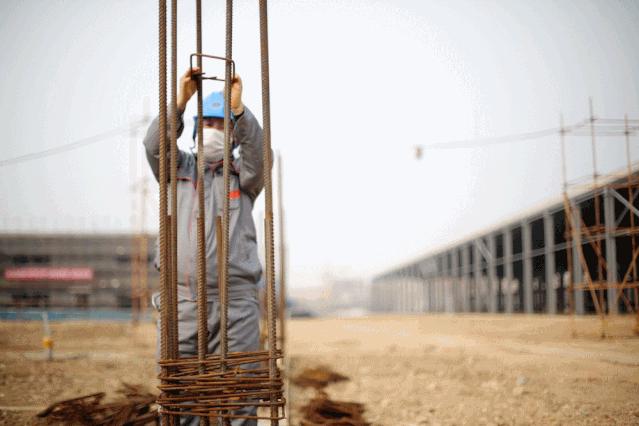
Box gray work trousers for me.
[153,288,260,426]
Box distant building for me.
[0,233,157,309]
[324,278,369,317]
[372,168,639,316]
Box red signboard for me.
[3,267,94,282]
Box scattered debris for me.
[36,383,157,425]
[292,365,349,389]
[300,391,369,426]
[293,365,370,425]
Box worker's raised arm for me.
[142,111,187,181]
[143,67,199,181]
[231,76,271,199]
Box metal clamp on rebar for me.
[189,53,235,82]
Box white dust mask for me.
[201,127,233,163]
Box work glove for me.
[177,67,200,111]
[229,75,244,116]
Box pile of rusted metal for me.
[293,365,369,426]
[300,391,369,426]
[36,383,158,425]
[292,366,349,389]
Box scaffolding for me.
[561,100,639,336]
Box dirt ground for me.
[0,314,638,425]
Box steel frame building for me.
[372,168,639,326]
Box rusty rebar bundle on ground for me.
[37,384,158,426]
[292,366,349,389]
[300,392,369,426]
[291,365,370,425]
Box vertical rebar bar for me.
[169,0,179,365]
[258,1,278,424]
[221,0,233,373]
[157,0,170,424]
[277,152,288,421]
[218,3,234,425]
[277,153,286,353]
[195,1,209,425]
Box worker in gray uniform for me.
[144,66,265,426]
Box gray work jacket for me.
[143,107,266,301]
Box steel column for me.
[451,249,460,313]
[443,253,451,312]
[544,211,557,314]
[572,204,585,315]
[473,241,482,312]
[487,234,497,313]
[504,228,514,314]
[461,245,471,312]
[522,221,534,313]
[604,188,618,314]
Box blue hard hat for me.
[192,91,234,140]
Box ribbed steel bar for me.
[218,3,234,424]
[157,0,171,424]
[277,153,286,352]
[168,2,179,420]
[258,1,278,424]
[169,0,179,366]
[194,1,209,425]
[221,0,233,372]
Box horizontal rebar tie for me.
[157,350,285,420]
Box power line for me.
[417,118,639,152]
[423,126,561,150]
[418,123,585,151]
[0,120,147,167]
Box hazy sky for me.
[1,0,638,288]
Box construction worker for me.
[144,67,265,426]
